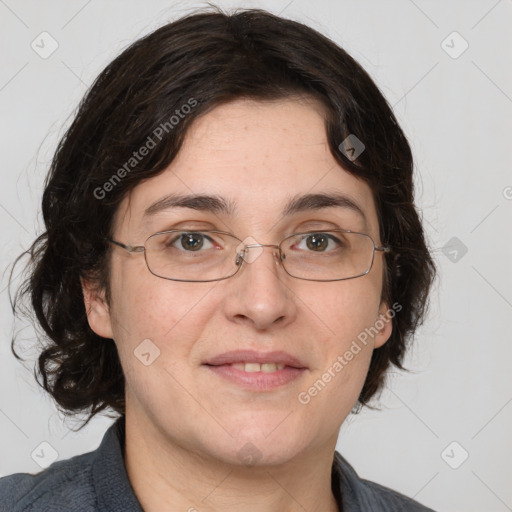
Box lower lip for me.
[203,364,307,391]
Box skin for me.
[82,97,392,512]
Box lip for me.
[202,350,308,391]
[205,365,306,391]
[203,350,308,369]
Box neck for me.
[123,411,340,512]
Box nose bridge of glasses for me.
[235,240,282,266]
[244,243,280,249]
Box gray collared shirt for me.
[0,416,435,511]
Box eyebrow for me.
[142,191,367,224]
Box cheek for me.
[107,276,212,412]
[301,278,382,347]
[108,265,214,359]
[294,280,381,413]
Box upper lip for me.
[203,350,308,369]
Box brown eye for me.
[306,233,329,251]
[295,233,342,252]
[179,233,206,251]
[164,232,216,252]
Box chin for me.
[212,441,304,469]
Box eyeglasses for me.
[107,229,390,282]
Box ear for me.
[373,301,393,349]
[81,277,113,339]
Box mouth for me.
[222,362,287,372]
[203,349,307,369]
[202,350,308,391]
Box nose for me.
[223,243,297,331]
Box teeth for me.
[245,362,261,373]
[230,362,286,372]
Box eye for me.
[293,232,344,252]
[169,232,217,252]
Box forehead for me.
[114,98,379,237]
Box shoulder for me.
[0,450,97,512]
[333,451,436,511]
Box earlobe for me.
[81,277,114,339]
[374,301,393,349]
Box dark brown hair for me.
[10,6,435,427]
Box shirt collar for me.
[91,415,144,512]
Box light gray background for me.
[1,1,511,511]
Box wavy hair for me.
[10,7,436,427]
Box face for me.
[84,97,392,467]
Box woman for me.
[2,7,436,511]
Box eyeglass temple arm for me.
[107,238,145,253]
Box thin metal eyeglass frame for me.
[107,229,391,283]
